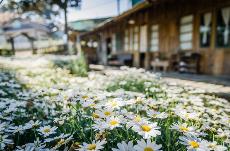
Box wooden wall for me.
[84,0,230,75]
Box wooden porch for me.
[81,0,230,76]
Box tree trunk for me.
[64,1,69,53]
[31,40,36,54]
[9,38,15,55]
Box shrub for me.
[53,54,88,77]
[0,49,13,56]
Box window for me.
[112,33,122,52]
[216,7,230,48]
[112,33,116,53]
[180,15,193,50]
[129,27,134,52]
[133,26,139,51]
[150,25,159,51]
[200,12,212,47]
[124,29,129,51]
[140,25,147,52]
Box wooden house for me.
[81,0,230,76]
[68,17,110,63]
[0,18,51,55]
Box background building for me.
[0,12,64,55]
[68,17,111,63]
[81,0,230,76]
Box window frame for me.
[215,7,230,49]
[199,12,213,48]
[150,24,159,52]
[179,15,194,51]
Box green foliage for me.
[0,57,229,151]
[106,76,165,98]
[107,78,149,92]
[69,54,88,77]
[0,49,13,56]
[53,54,88,77]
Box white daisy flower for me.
[53,134,73,149]
[7,125,25,134]
[134,139,162,151]
[105,98,124,109]
[24,120,41,130]
[16,138,47,151]
[91,111,100,119]
[126,114,149,129]
[97,109,115,119]
[146,110,168,119]
[0,134,13,150]
[81,99,96,108]
[204,140,227,151]
[132,121,161,139]
[175,109,200,121]
[44,133,72,143]
[38,125,57,137]
[77,139,107,151]
[92,119,107,132]
[216,128,230,139]
[179,134,209,151]
[112,141,134,151]
[105,116,122,130]
[170,122,198,135]
[0,122,7,133]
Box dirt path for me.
[161,73,230,100]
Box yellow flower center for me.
[136,97,142,102]
[208,143,216,149]
[87,144,97,150]
[179,126,189,132]
[185,113,189,118]
[111,101,117,107]
[144,147,154,151]
[90,103,95,107]
[82,95,88,99]
[110,120,119,126]
[43,128,51,133]
[152,114,157,118]
[93,113,99,118]
[189,141,199,148]
[58,139,65,145]
[141,125,152,132]
[134,115,141,122]
[104,111,111,116]
[32,124,37,128]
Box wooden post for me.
[76,35,82,56]
[31,39,37,54]
[133,51,140,67]
[213,50,224,75]
[9,38,15,55]
[144,51,151,69]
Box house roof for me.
[81,1,154,36]
[69,17,111,32]
[81,0,170,36]
[2,18,50,38]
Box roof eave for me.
[81,1,153,37]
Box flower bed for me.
[0,56,229,151]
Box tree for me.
[4,0,81,52]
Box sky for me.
[68,0,131,22]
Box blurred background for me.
[0,0,230,77]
